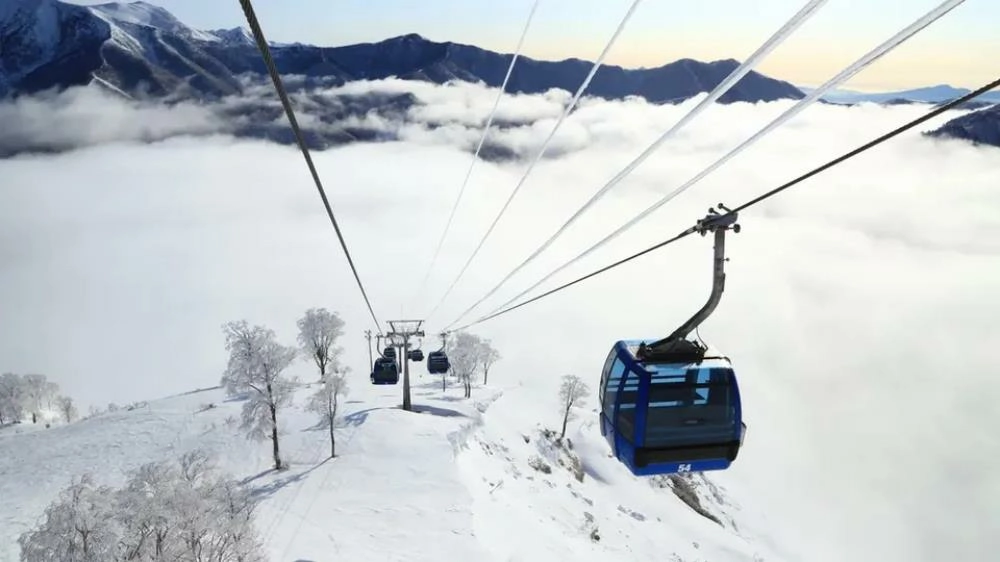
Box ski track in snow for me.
[0,369,785,562]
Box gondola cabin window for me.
[644,365,735,449]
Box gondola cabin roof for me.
[618,339,732,371]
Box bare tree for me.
[57,395,77,423]
[448,332,482,399]
[477,339,501,385]
[308,368,350,458]
[558,374,590,440]
[296,307,345,381]
[221,320,297,470]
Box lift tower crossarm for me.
[637,204,740,363]
[386,320,426,411]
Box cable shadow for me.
[248,457,331,501]
[407,404,467,418]
[342,407,383,427]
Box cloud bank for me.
[1,79,998,562]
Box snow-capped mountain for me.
[0,0,804,104]
[0,0,249,99]
[0,0,110,97]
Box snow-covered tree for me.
[43,381,59,409]
[558,374,590,440]
[308,368,349,458]
[0,372,26,424]
[18,449,265,562]
[221,320,297,470]
[296,307,345,381]
[17,473,120,561]
[57,395,77,423]
[22,374,53,416]
[447,332,483,399]
[477,339,501,385]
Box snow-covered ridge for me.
[0,0,256,97]
[207,26,256,45]
[0,0,109,96]
[88,1,244,43]
[1,375,784,561]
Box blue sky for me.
[69,0,998,91]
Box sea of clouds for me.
[1,79,997,562]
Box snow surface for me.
[0,369,785,562]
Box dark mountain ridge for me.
[0,1,804,104]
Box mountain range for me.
[0,0,803,103]
[0,0,996,153]
[801,84,1000,107]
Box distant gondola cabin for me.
[371,357,399,385]
[426,350,450,374]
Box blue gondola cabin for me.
[600,340,746,476]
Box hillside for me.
[926,103,1000,147]
[0,375,783,561]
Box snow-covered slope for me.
[205,26,256,46]
[0,0,244,98]
[88,1,213,40]
[0,0,111,97]
[0,371,786,562]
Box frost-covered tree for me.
[558,374,590,440]
[477,339,501,385]
[221,320,297,470]
[0,372,26,424]
[57,396,77,423]
[22,374,53,416]
[296,307,345,381]
[0,373,68,424]
[18,450,265,562]
[448,332,483,399]
[308,369,349,458]
[43,381,59,409]
[17,473,120,561]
